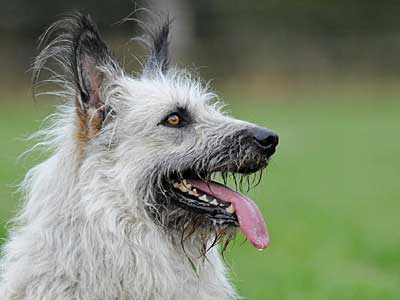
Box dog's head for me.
[34,13,278,251]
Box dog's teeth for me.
[181,179,192,190]
[225,204,235,214]
[210,199,218,206]
[174,183,188,193]
[199,195,208,202]
[188,189,199,197]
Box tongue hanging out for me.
[186,179,270,250]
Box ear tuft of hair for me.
[140,16,171,75]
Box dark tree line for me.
[2,0,400,80]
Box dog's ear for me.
[73,15,119,112]
[142,18,171,75]
[34,13,121,128]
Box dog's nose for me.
[252,127,279,155]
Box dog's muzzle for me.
[157,125,279,250]
[217,126,279,175]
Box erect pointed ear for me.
[142,17,171,75]
[34,13,122,143]
[73,15,120,116]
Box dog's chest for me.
[106,238,236,300]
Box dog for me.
[0,13,278,300]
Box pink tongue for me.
[186,180,270,250]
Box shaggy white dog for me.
[0,13,278,300]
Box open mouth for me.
[170,173,270,250]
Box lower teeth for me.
[225,204,235,214]
[210,199,218,205]
[199,195,208,202]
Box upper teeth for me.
[188,188,200,197]
[182,180,191,189]
[173,182,189,193]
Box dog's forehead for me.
[121,75,217,114]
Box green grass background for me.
[0,94,399,299]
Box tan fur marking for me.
[75,107,103,147]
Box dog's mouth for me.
[168,171,270,250]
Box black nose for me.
[252,127,279,154]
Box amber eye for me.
[165,114,182,126]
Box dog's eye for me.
[164,113,182,127]
[160,108,190,128]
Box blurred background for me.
[1,1,399,299]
